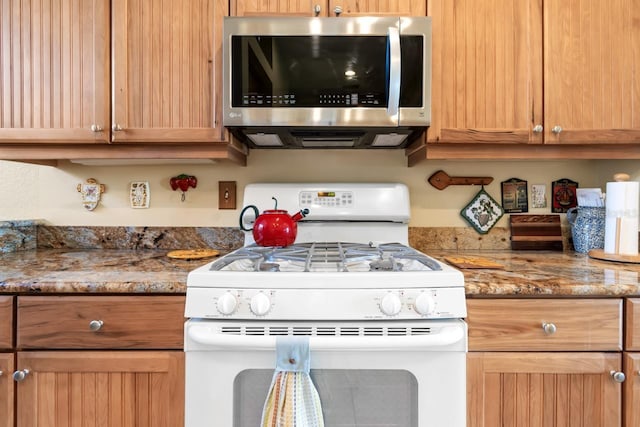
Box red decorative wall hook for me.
[170,174,197,202]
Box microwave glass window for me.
[232,35,423,109]
[233,369,418,427]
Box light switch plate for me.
[218,181,237,209]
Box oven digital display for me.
[318,192,336,197]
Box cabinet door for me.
[0,0,110,143]
[232,0,321,16]
[544,0,640,144]
[0,353,14,427]
[0,296,12,349]
[427,0,542,144]
[625,353,640,427]
[15,351,184,427]
[468,352,622,427]
[112,0,227,143]
[329,0,426,16]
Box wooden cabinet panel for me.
[544,0,640,144]
[232,0,319,16]
[624,353,640,427]
[426,0,542,144]
[468,352,622,427]
[625,298,640,350]
[0,0,110,143]
[0,296,12,349]
[0,353,14,427]
[15,351,184,427]
[467,299,622,351]
[232,0,425,17]
[17,296,184,349]
[111,0,227,143]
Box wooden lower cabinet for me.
[624,353,640,427]
[0,353,14,427]
[14,351,184,427]
[468,352,622,427]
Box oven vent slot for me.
[218,325,432,336]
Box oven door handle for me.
[187,324,465,351]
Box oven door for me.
[184,319,466,427]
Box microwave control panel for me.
[241,92,385,107]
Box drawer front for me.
[0,296,13,349]
[626,298,640,350]
[467,298,622,351]
[17,296,184,349]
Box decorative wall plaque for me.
[460,188,505,234]
[130,181,150,209]
[76,178,106,211]
[501,178,528,213]
[551,178,578,213]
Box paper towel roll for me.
[604,180,639,255]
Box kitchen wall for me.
[0,153,636,227]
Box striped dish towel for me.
[261,336,324,427]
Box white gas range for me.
[184,183,467,427]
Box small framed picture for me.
[130,181,150,209]
[551,178,578,213]
[501,178,528,213]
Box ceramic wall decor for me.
[501,178,528,213]
[170,174,197,202]
[460,188,504,234]
[551,178,578,213]
[130,181,150,209]
[77,178,106,211]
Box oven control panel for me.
[186,287,467,320]
[299,190,354,208]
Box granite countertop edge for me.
[1,249,640,297]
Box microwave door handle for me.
[387,26,401,121]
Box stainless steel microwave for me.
[222,16,431,149]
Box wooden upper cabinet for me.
[232,0,320,16]
[232,0,425,17]
[111,0,227,143]
[0,0,110,143]
[427,0,542,145]
[544,0,640,144]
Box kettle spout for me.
[291,208,310,222]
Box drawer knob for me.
[89,320,104,331]
[610,371,626,383]
[0,370,3,376]
[542,322,557,335]
[13,369,29,382]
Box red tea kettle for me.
[239,197,309,247]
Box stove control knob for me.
[414,293,435,316]
[250,292,272,316]
[216,292,238,316]
[380,293,402,316]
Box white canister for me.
[604,175,639,256]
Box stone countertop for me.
[0,249,201,294]
[1,249,640,297]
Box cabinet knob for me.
[333,5,342,15]
[0,370,3,377]
[90,124,103,132]
[532,124,543,133]
[552,125,563,134]
[610,370,625,383]
[112,124,123,132]
[313,4,321,15]
[13,369,29,382]
[89,320,104,331]
[542,322,557,335]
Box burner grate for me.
[208,242,442,273]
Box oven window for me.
[233,369,418,427]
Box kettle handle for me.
[566,207,578,226]
[239,205,259,231]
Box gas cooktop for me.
[208,242,443,273]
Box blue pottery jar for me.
[566,207,606,253]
